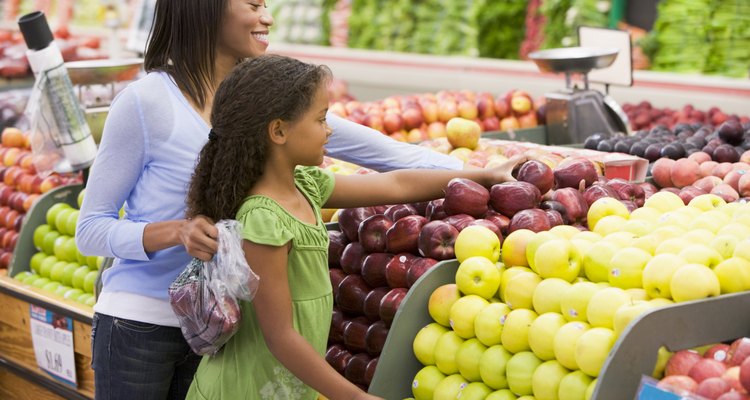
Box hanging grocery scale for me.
[528,27,633,145]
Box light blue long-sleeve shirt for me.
[75,71,462,326]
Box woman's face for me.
[217,0,273,60]
[285,85,332,166]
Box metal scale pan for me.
[529,47,619,89]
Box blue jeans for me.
[91,313,202,400]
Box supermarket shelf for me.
[0,357,88,400]
[270,43,750,115]
[0,272,93,324]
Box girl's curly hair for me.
[186,55,332,220]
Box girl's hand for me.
[179,215,219,261]
[486,155,528,185]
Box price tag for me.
[29,305,77,387]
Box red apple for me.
[363,287,390,322]
[469,219,503,243]
[336,274,371,315]
[385,253,415,289]
[582,183,619,207]
[329,307,346,343]
[402,107,424,131]
[406,257,438,287]
[361,253,394,288]
[721,366,745,393]
[489,181,541,217]
[325,344,352,375]
[343,317,371,354]
[340,242,367,275]
[606,178,646,206]
[508,208,551,233]
[499,116,520,131]
[483,209,511,234]
[425,199,447,221]
[443,213,475,232]
[442,178,490,218]
[742,357,750,393]
[553,158,598,189]
[544,209,564,227]
[695,377,731,399]
[363,114,385,133]
[328,231,349,269]
[658,375,698,395]
[338,207,376,242]
[477,94,496,119]
[494,97,510,118]
[679,186,708,205]
[689,359,727,383]
[417,221,458,260]
[344,353,371,385]
[383,113,404,134]
[728,338,750,367]
[667,350,704,376]
[551,188,589,223]
[385,215,427,255]
[717,391,750,400]
[358,214,394,253]
[540,200,570,225]
[364,320,389,356]
[39,174,62,193]
[384,204,418,222]
[517,160,554,194]
[330,269,346,300]
[365,357,378,386]
[638,181,659,199]
[379,287,407,327]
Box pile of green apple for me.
[13,189,103,308]
[409,192,750,399]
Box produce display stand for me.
[482,126,548,145]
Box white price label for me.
[29,305,77,387]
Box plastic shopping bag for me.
[168,220,259,356]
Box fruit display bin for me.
[367,258,750,399]
[8,183,83,278]
[482,126,548,145]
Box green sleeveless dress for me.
[186,167,335,400]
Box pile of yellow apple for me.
[409,192,750,399]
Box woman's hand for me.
[485,154,527,186]
[179,215,219,261]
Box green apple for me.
[474,302,511,346]
[558,370,593,400]
[670,263,720,302]
[46,202,71,231]
[528,312,566,360]
[549,224,583,240]
[31,277,51,289]
[433,373,468,400]
[48,260,68,283]
[678,244,724,269]
[652,346,672,378]
[38,255,58,278]
[434,331,465,375]
[612,300,655,337]
[33,224,51,251]
[587,197,630,232]
[76,249,87,267]
[532,278,571,315]
[457,382,492,400]
[486,389,516,400]
[414,322,450,365]
[61,236,78,263]
[455,256,502,300]
[571,231,603,243]
[21,274,42,285]
[500,308,537,354]
[501,229,535,267]
[54,208,74,236]
[734,239,750,261]
[449,295,489,339]
[29,252,46,274]
[586,287,632,329]
[61,262,79,287]
[454,225,501,263]
[429,284,462,327]
[534,239,581,282]
[499,266,533,302]
[630,206,662,222]
[531,360,569,400]
[503,271,541,310]
[65,210,80,238]
[714,257,750,293]
[710,234,741,260]
[86,255,99,270]
[560,282,600,322]
[575,327,616,377]
[654,237,692,255]
[582,241,620,283]
[41,281,61,293]
[642,253,686,299]
[85,296,96,307]
[83,270,98,294]
[54,284,71,297]
[506,351,542,396]
[13,271,32,282]
[585,378,597,400]
[52,235,70,262]
[592,215,629,237]
[411,365,446,400]
[76,293,94,305]
[526,231,558,272]
[554,321,590,370]
[688,193,726,211]
[71,265,91,290]
[689,211,731,233]
[456,338,487,382]
[644,191,684,213]
[42,231,61,256]
[479,345,512,390]
[608,247,652,289]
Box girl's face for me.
[284,85,332,166]
[217,0,273,61]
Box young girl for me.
[183,55,524,400]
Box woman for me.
[76,1,462,399]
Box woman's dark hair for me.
[144,0,227,109]
[186,55,332,220]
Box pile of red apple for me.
[624,101,749,132]
[328,89,541,143]
[658,338,750,399]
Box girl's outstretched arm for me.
[244,240,382,400]
[324,155,527,209]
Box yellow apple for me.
[734,239,750,261]
[673,205,702,221]
[601,231,638,247]
[528,312,567,360]
[630,206,662,221]
[506,351,543,396]
[455,225,501,263]
[446,117,481,150]
[652,225,687,240]
[456,338,487,382]
[558,370,594,400]
[532,278,571,315]
[608,247,653,289]
[413,322,450,365]
[688,193,726,211]
[457,382,493,400]
[412,365,446,400]
[571,239,594,268]
[587,197,630,232]
[585,378,597,399]
[571,231,603,243]
[689,210,731,233]
[560,282,600,322]
[586,287,632,329]
[450,294,490,339]
[526,231,558,273]
[626,288,649,301]
[717,222,750,238]
[642,253,686,299]
[486,389,516,400]
[670,263,720,302]
[648,298,674,308]
[455,256,502,300]
[503,271,542,310]
[575,327,616,377]
[550,224,583,240]
[654,237,692,255]
[652,346,672,378]
[500,308,538,354]
[499,266,532,302]
[655,211,691,229]
[678,244,724,269]
[501,229,535,267]
[644,191,685,213]
[582,241,621,283]
[612,300,655,337]
[554,321,591,370]
[434,331,465,375]
[592,215,629,236]
[534,239,582,282]
[433,373,469,400]
[621,219,654,237]
[429,284,462,327]
[479,345,512,390]
[473,303,511,347]
[531,360,570,400]
[714,257,750,293]
[680,228,716,244]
